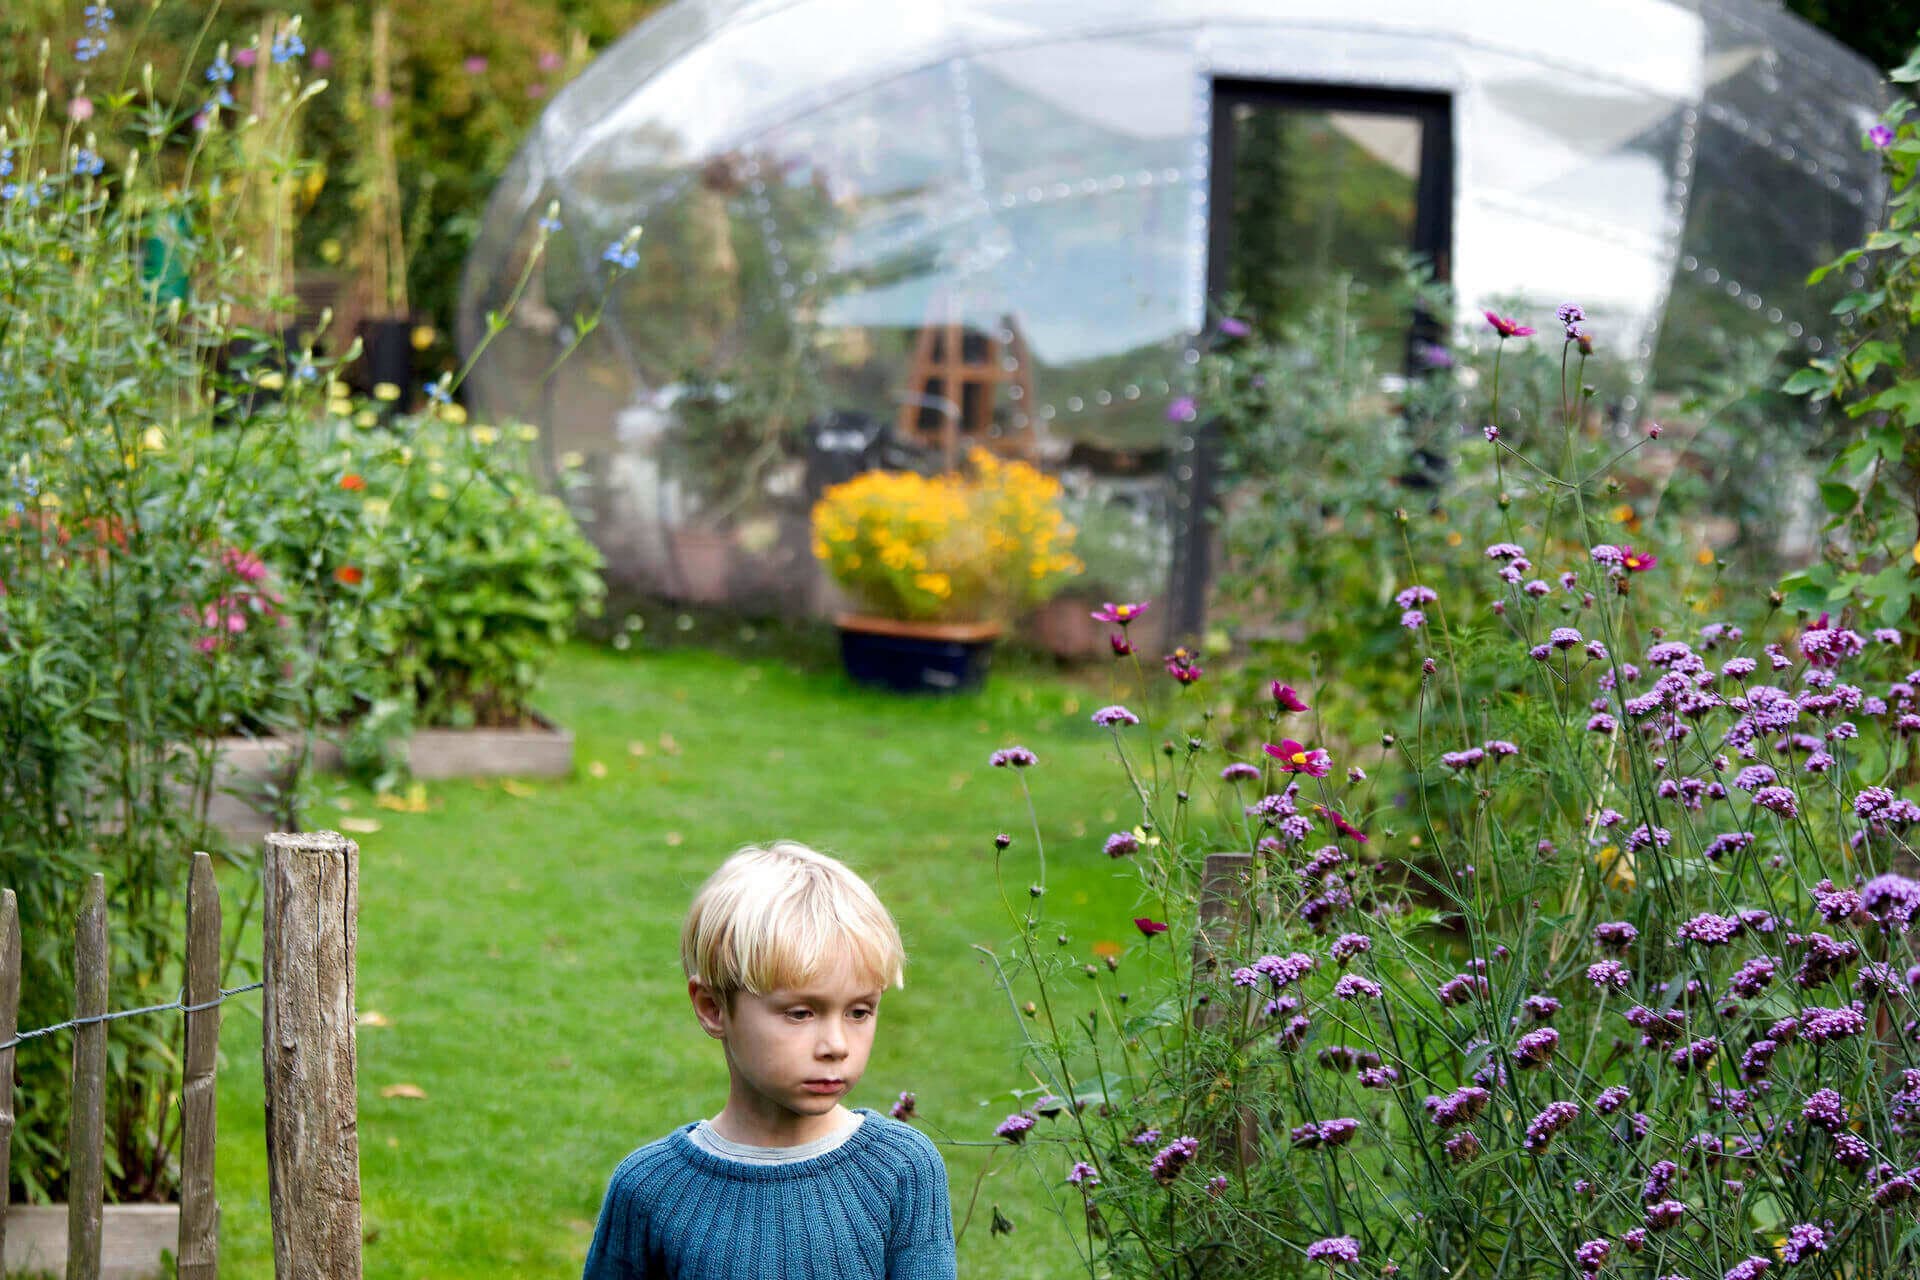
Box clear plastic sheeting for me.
[458,0,1889,616]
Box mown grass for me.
[206,640,1172,1278]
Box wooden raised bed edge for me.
[4,1203,179,1280]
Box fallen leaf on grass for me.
[658,732,682,756]
[948,773,969,792]
[665,831,683,847]
[374,782,431,813]
[379,1083,427,1100]
[626,740,649,757]
[356,1009,393,1028]
[501,779,537,799]
[337,817,383,834]
[587,760,608,779]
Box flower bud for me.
[994,832,1011,850]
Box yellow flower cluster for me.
[811,448,1083,622]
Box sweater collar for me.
[668,1107,885,1181]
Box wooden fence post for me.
[1192,853,1261,1172]
[68,874,107,1280]
[1,889,18,1273]
[179,854,221,1280]
[261,832,362,1280]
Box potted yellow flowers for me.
[810,448,1083,691]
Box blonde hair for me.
[681,842,906,1008]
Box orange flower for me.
[339,473,367,492]
[333,565,363,586]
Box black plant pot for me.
[214,328,300,426]
[358,316,416,413]
[834,614,1000,694]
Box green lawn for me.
[207,641,1167,1278]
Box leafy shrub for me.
[333,413,606,728]
[811,447,1083,623]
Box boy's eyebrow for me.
[778,988,885,1003]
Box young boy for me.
[582,841,956,1279]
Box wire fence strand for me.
[0,981,265,1053]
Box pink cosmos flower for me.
[1265,740,1332,777]
[69,97,94,122]
[1134,917,1169,937]
[1091,600,1149,626]
[1620,546,1658,572]
[1271,682,1310,712]
[1483,309,1535,339]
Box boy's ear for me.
[689,978,727,1038]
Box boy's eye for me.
[850,1007,874,1021]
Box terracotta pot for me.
[833,613,1001,693]
[1025,594,1167,660]
[668,527,735,605]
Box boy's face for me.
[692,951,883,1139]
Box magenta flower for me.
[1166,396,1198,423]
[1321,806,1369,843]
[1091,705,1139,727]
[1218,316,1251,338]
[1870,123,1896,149]
[1090,599,1149,626]
[1265,740,1332,777]
[989,746,1037,768]
[1066,1161,1099,1187]
[1620,545,1658,572]
[1271,681,1310,712]
[1164,648,1203,685]
[890,1091,916,1120]
[1134,917,1169,937]
[1484,309,1536,339]
[463,55,489,75]
[1109,631,1133,656]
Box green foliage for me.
[0,7,610,1203]
[0,22,351,1203]
[1778,72,1920,625]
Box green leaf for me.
[1779,367,1832,396]
[1819,481,1858,515]
[1859,381,1920,426]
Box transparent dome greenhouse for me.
[459,0,1890,635]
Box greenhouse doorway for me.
[1171,80,1454,636]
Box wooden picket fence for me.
[0,831,364,1280]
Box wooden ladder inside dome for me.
[897,295,1038,470]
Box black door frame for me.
[1168,79,1455,640]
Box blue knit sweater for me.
[581,1108,956,1279]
